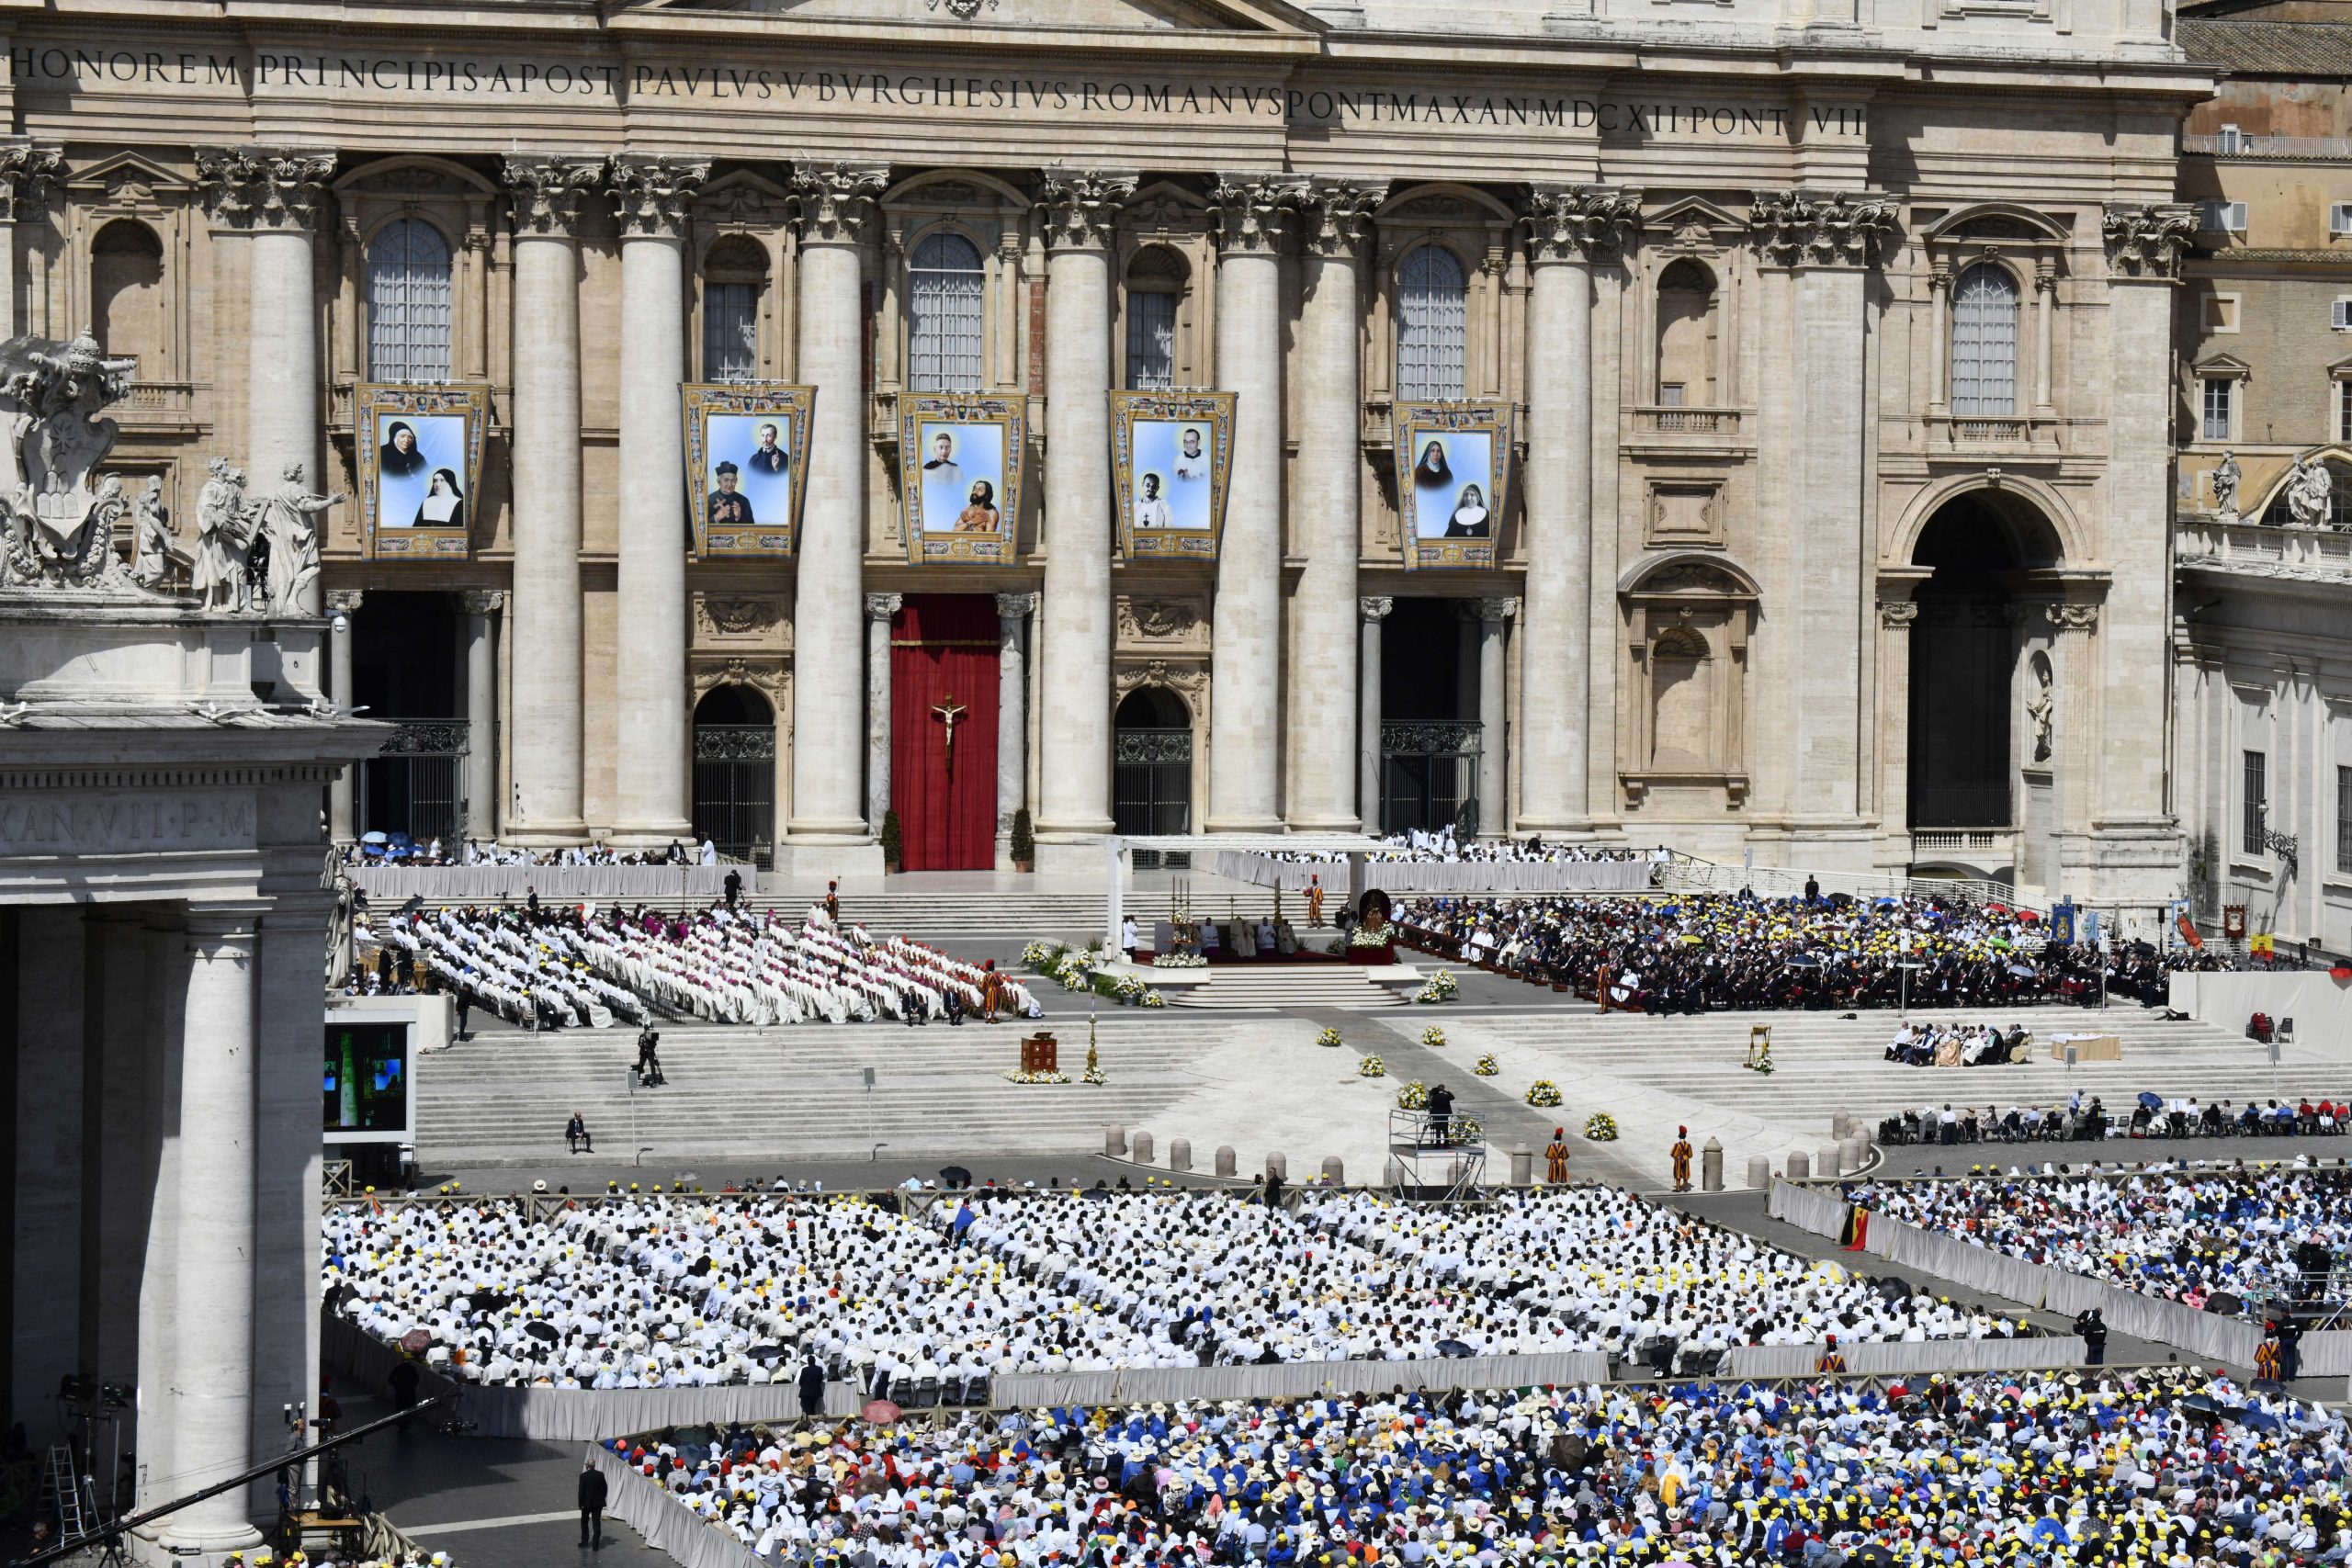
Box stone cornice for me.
[501,153,603,238]
[2103,203,2197,280]
[1209,172,1305,257]
[1295,175,1388,260]
[196,145,337,232]
[1747,188,1898,268]
[1038,167,1138,253]
[790,161,888,247]
[1523,184,1644,265]
[0,142,62,224]
[608,152,709,239]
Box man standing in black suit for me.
[578,1457,608,1548]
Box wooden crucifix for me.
[932,697,969,768]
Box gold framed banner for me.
[1108,390,1236,561]
[355,383,488,560]
[681,383,814,558]
[898,393,1025,565]
[1393,401,1515,570]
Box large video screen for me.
[324,1022,412,1143]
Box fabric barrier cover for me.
[1722,1339,2086,1378]
[1210,852,1654,896]
[2298,1333,2352,1377]
[990,1351,1611,1409]
[352,865,736,903]
[1767,1179,1849,1240]
[594,1444,761,1568]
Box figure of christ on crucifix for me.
[932,697,969,769]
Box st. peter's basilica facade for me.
[20,0,2207,900]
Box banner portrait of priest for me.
[896,395,1026,564]
[1109,390,1236,561]
[681,383,815,558]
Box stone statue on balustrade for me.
[2211,450,2240,525]
[194,457,257,612]
[255,460,341,615]
[0,328,140,588]
[130,475,173,589]
[2285,452,2335,528]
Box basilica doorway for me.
[1378,598,1478,837]
[889,594,1000,871]
[692,684,775,866]
[1113,686,1193,837]
[351,591,464,845]
[1905,491,2063,836]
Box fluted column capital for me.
[1210,172,1306,257]
[791,161,889,247]
[1295,175,1388,260]
[1038,167,1137,252]
[2102,203,2197,280]
[1522,184,1643,265]
[1747,188,1899,268]
[502,154,604,238]
[0,141,62,223]
[197,145,337,231]
[608,153,710,240]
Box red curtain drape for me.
[890,594,1001,870]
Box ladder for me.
[43,1445,91,1543]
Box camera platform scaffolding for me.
[1385,1108,1487,1201]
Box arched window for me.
[1950,263,2019,418]
[1654,259,1717,408]
[1396,243,1467,401]
[367,218,453,384]
[1124,245,1187,391]
[908,231,985,392]
[702,234,768,382]
[91,220,165,371]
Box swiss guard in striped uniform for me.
[1544,1127,1571,1184]
[1670,1126,1694,1192]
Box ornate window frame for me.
[877,170,1030,408]
[330,156,498,414]
[1114,181,1212,393]
[693,170,792,383]
[1917,205,2067,449]
[1616,552,1760,809]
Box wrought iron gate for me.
[1380,720,1481,839]
[1114,726,1193,837]
[356,719,466,845]
[694,724,775,867]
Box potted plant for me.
[879,808,903,874]
[1010,807,1035,873]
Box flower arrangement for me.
[1416,969,1460,1004]
[1419,1025,1447,1047]
[1358,1055,1386,1078]
[1317,1026,1344,1047]
[1743,1040,1775,1076]
[1526,1079,1563,1108]
[1112,974,1148,1004]
[1155,951,1208,969]
[1011,1069,1071,1085]
[1396,1079,1429,1110]
[1454,1113,1486,1143]
[1474,1053,1499,1077]
[1347,923,1395,949]
[1140,991,1166,1009]
[1584,1111,1619,1142]
[1021,941,1057,970]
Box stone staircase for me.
[1168,965,1410,1010]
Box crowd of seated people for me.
[1883,1020,2036,1066]
[611,1366,2346,1567]
[1269,829,1668,866]
[1396,889,2214,1012]
[1880,1096,2349,1146]
[354,906,645,1029]
[341,836,725,868]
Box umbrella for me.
[1436,1339,1474,1359]
[2139,1092,2164,1111]
[749,1342,784,1363]
[399,1328,431,1353]
[2030,1519,2069,1543]
[1784,954,1822,968]
[2007,964,2038,978]
[862,1398,901,1424]
[361,831,390,845]
[523,1320,560,1344]
[939,1166,974,1190]
[1873,897,1899,908]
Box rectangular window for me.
[2336,299,2352,332]
[2217,124,2243,154]
[702,281,760,383]
[2202,378,2233,442]
[2244,749,2268,857]
[2339,764,2352,874]
[2339,380,2352,444]
[2203,200,2247,234]
[1124,290,1177,391]
[2334,203,2352,236]
[1657,382,1686,407]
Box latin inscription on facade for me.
[0,792,256,855]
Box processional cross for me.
[932,697,969,767]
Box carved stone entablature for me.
[197,146,337,232]
[1038,167,1137,252]
[791,162,888,246]
[1210,172,1304,257]
[1523,185,1643,265]
[2101,203,2196,280]
[693,654,788,699]
[1296,176,1389,259]
[1115,595,1205,646]
[609,154,710,239]
[1114,658,1209,721]
[1747,188,1898,268]
[502,154,603,238]
[696,595,782,637]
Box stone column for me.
[1359,596,1394,833]
[10,908,84,1439]
[500,155,601,842]
[156,907,263,1558]
[325,589,364,842]
[1288,176,1387,832]
[198,147,337,616]
[610,155,708,844]
[133,914,187,1520]
[996,592,1036,849]
[1519,186,1639,835]
[0,143,60,339]
[459,589,504,841]
[1205,175,1299,833]
[1749,190,1897,841]
[865,593,901,839]
[1876,595,1919,846]
[1474,597,1518,836]
[1034,169,1136,853]
[787,164,888,849]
